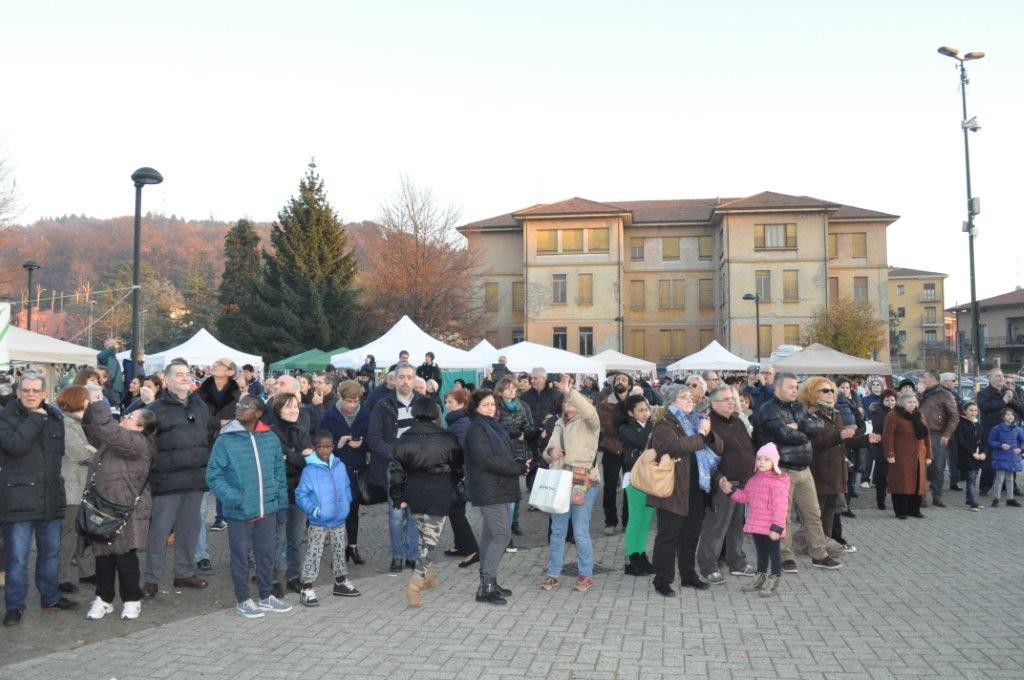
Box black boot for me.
[638,553,656,575]
[480,567,511,596]
[475,576,507,605]
[346,546,365,565]
[624,554,646,576]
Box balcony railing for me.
[919,340,951,350]
[919,293,939,303]
[985,335,1024,348]
[919,314,943,328]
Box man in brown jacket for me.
[598,373,633,535]
[918,370,959,507]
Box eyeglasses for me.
[712,398,733,403]
[818,388,835,394]
[18,388,44,394]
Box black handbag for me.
[75,448,148,545]
[353,467,387,505]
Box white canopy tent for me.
[666,341,756,373]
[591,349,656,375]
[331,316,487,370]
[470,339,499,362]
[766,343,892,375]
[494,341,607,387]
[118,328,264,375]
[6,326,97,365]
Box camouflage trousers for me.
[413,514,448,578]
[300,525,349,585]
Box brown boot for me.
[423,564,439,590]
[406,575,424,606]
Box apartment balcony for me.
[919,340,951,351]
[986,335,1024,348]
[919,294,940,303]
[919,314,943,328]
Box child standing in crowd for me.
[955,402,986,511]
[719,443,791,598]
[988,408,1024,508]
[294,431,360,606]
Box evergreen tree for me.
[217,219,264,352]
[251,163,358,360]
[179,252,218,334]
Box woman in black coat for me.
[389,400,463,606]
[269,392,312,595]
[869,389,897,510]
[463,389,529,605]
[955,402,986,510]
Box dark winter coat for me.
[464,414,525,507]
[497,398,535,460]
[295,453,351,528]
[868,403,892,464]
[0,399,66,523]
[270,416,312,503]
[445,410,472,449]
[597,395,628,455]
[367,392,430,487]
[618,418,653,472]
[416,363,443,391]
[918,384,960,439]
[389,420,463,516]
[977,386,1024,439]
[988,422,1024,472]
[955,418,985,473]
[520,387,557,439]
[882,407,932,495]
[807,405,870,496]
[754,396,823,470]
[647,407,723,517]
[318,402,370,473]
[198,376,241,423]
[147,390,215,495]
[81,402,153,556]
[708,409,756,486]
[205,421,288,521]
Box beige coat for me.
[61,413,95,505]
[543,389,602,483]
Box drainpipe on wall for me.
[618,219,624,351]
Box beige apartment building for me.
[886,267,950,371]
[948,288,1024,373]
[458,191,898,365]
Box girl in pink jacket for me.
[718,442,791,598]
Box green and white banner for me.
[0,302,10,371]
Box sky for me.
[2,0,1021,305]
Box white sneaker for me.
[85,597,114,620]
[299,588,319,607]
[843,544,859,554]
[860,481,871,489]
[235,598,265,618]
[121,601,141,620]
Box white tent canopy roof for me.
[591,349,656,374]
[493,341,607,385]
[470,339,499,362]
[666,341,756,372]
[118,328,264,375]
[6,326,97,365]
[331,316,487,370]
[765,343,892,375]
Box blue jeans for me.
[547,485,600,578]
[928,435,948,501]
[275,503,307,581]
[389,492,419,560]
[195,492,212,562]
[3,519,62,612]
[964,469,980,505]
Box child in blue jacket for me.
[988,408,1024,508]
[294,430,361,605]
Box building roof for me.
[611,198,724,223]
[832,204,900,221]
[715,191,841,212]
[512,197,629,218]
[888,267,948,279]
[947,288,1024,312]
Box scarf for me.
[502,398,519,413]
[471,413,514,453]
[895,406,928,439]
[668,404,719,493]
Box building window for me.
[784,324,800,345]
[512,328,524,344]
[511,281,524,312]
[699,328,714,347]
[577,273,593,305]
[755,270,772,301]
[537,229,558,254]
[782,270,799,302]
[828,277,839,301]
[896,284,905,296]
[659,329,685,360]
[552,274,566,304]
[698,236,713,260]
[755,223,796,249]
[924,329,938,343]
[587,228,609,252]
[629,237,644,261]
[562,229,583,253]
[552,327,567,350]
[758,325,773,358]
[484,282,499,312]
[630,329,646,358]
[853,276,868,301]
[658,279,685,309]
[662,237,680,260]
[897,306,906,318]
[898,330,907,342]
[827,233,838,259]
[698,279,714,309]
[629,280,645,309]
[851,232,867,258]
[923,282,936,300]
[925,306,937,323]
[579,327,594,356]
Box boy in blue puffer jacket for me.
[294,430,361,606]
[988,408,1024,508]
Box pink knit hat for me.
[755,442,783,474]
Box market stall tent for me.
[470,339,499,362]
[119,328,264,375]
[330,316,486,370]
[494,341,607,387]
[666,341,756,373]
[591,349,657,375]
[269,348,333,373]
[765,343,892,375]
[5,326,97,365]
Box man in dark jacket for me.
[978,368,1024,493]
[142,359,215,598]
[696,386,755,584]
[97,338,125,403]
[598,373,632,534]
[416,352,443,392]
[918,370,960,506]
[520,367,556,491]
[0,373,78,626]
[368,363,425,571]
[754,372,839,573]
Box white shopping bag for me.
[528,468,573,514]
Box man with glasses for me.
[142,359,215,599]
[1,373,78,626]
[978,368,1024,495]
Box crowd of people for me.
[1,342,1023,624]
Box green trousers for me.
[623,484,654,555]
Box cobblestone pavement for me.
[2,486,1024,680]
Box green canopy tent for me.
[269,348,333,373]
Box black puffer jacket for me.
[389,420,463,515]
[617,418,653,472]
[497,399,535,459]
[464,415,525,507]
[270,416,312,503]
[753,396,823,470]
[197,376,241,423]
[147,390,215,495]
[0,399,66,523]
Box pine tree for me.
[179,252,218,334]
[251,163,358,360]
[216,219,264,352]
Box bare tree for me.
[0,150,21,228]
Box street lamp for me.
[937,45,984,375]
[130,167,163,369]
[743,292,761,362]
[22,261,40,331]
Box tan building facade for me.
[948,288,1024,374]
[459,192,898,365]
[886,267,950,371]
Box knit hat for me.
[755,442,782,474]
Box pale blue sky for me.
[2,1,1021,302]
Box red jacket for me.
[729,470,791,537]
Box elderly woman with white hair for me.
[882,391,933,520]
[684,374,710,415]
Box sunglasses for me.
[818,388,835,394]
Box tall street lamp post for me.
[22,261,40,331]
[743,292,761,362]
[937,45,984,374]
[130,167,163,370]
